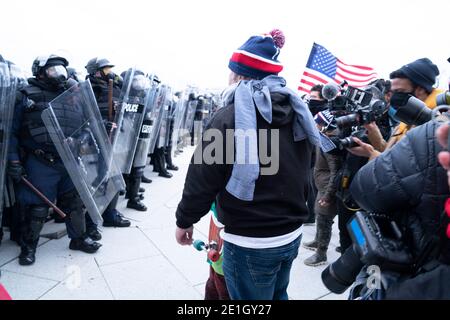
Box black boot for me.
[141,175,152,184]
[139,187,145,193]
[165,150,178,171]
[19,218,45,266]
[166,164,178,171]
[19,242,38,266]
[126,175,147,212]
[86,227,102,241]
[69,236,102,253]
[127,198,147,212]
[158,171,173,178]
[19,206,48,266]
[102,211,131,228]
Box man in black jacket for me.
[175,30,324,300]
[349,120,450,299]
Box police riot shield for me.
[171,93,187,144]
[0,63,17,219]
[157,88,172,149]
[132,76,158,169]
[164,101,175,148]
[147,84,170,155]
[184,98,197,134]
[42,80,125,225]
[111,68,149,174]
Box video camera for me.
[390,91,450,127]
[321,82,387,150]
[322,82,387,129]
[321,211,414,294]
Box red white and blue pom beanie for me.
[229,29,285,80]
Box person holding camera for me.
[339,117,450,299]
[347,58,442,160]
[327,84,391,253]
[303,111,342,266]
[304,85,327,226]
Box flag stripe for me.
[300,78,316,88]
[298,86,310,93]
[303,71,329,84]
[299,43,378,94]
[335,71,378,83]
[337,59,374,71]
[336,62,377,77]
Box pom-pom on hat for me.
[229,29,285,80]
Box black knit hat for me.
[390,58,440,92]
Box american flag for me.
[298,43,378,94]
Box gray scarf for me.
[224,75,335,201]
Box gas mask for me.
[44,65,68,88]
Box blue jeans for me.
[223,235,302,300]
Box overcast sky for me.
[1,0,449,91]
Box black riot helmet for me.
[32,54,69,88]
[32,54,69,77]
[121,69,150,92]
[85,57,115,76]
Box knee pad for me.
[29,205,49,220]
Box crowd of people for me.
[1,27,450,301]
[0,53,216,267]
[175,29,450,300]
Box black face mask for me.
[43,65,68,89]
[308,99,327,116]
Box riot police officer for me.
[122,69,150,212]
[7,55,102,265]
[85,58,131,230]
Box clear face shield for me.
[45,65,68,84]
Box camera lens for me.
[338,137,358,150]
[336,113,359,129]
[321,246,365,294]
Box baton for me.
[21,177,67,219]
[108,79,114,122]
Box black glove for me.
[104,121,116,134]
[7,161,26,183]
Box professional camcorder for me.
[322,82,387,128]
[321,82,387,150]
[322,211,414,294]
[390,91,450,127]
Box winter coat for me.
[350,120,450,299]
[176,92,313,238]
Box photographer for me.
[347,58,442,160]
[303,111,342,266]
[305,84,327,225]
[346,118,450,299]
[328,85,391,253]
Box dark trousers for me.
[152,147,166,173]
[306,172,317,222]
[337,200,353,252]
